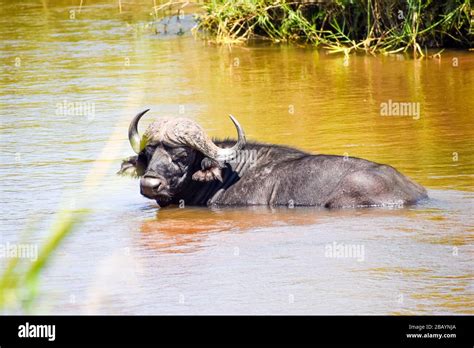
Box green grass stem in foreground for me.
[0,210,87,312]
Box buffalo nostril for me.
[150,179,161,190]
[140,176,164,195]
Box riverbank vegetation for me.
[194,0,473,57]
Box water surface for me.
[0,0,473,314]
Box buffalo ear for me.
[192,157,223,182]
[117,155,147,178]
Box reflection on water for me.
[0,1,473,314]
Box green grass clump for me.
[195,0,473,56]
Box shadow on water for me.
[137,192,471,254]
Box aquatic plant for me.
[194,0,473,56]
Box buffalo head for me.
[118,109,246,206]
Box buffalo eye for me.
[175,151,188,160]
[171,149,188,161]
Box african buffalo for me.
[118,109,427,208]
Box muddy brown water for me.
[0,1,473,314]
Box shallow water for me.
[0,1,473,314]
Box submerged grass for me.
[194,0,473,56]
